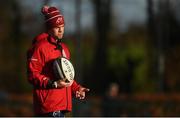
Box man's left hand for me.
[76,86,90,100]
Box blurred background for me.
[1,0,180,116]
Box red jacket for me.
[27,33,80,114]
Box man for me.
[27,6,89,117]
[102,83,121,117]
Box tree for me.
[147,0,180,92]
[91,0,112,94]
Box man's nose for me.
[58,29,62,33]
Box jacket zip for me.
[66,87,68,110]
[47,34,69,110]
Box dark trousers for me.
[37,110,65,117]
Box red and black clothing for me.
[27,33,80,115]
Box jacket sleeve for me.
[71,80,81,94]
[27,45,49,89]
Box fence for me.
[1,93,180,116]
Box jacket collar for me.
[48,34,58,44]
[47,33,62,51]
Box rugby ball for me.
[53,57,75,82]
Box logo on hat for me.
[56,17,63,24]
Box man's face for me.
[50,24,65,39]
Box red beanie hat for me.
[41,6,65,29]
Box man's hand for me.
[76,86,90,100]
[55,79,74,88]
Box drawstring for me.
[56,40,62,51]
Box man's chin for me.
[53,36,62,40]
[57,36,63,39]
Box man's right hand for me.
[54,79,74,88]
